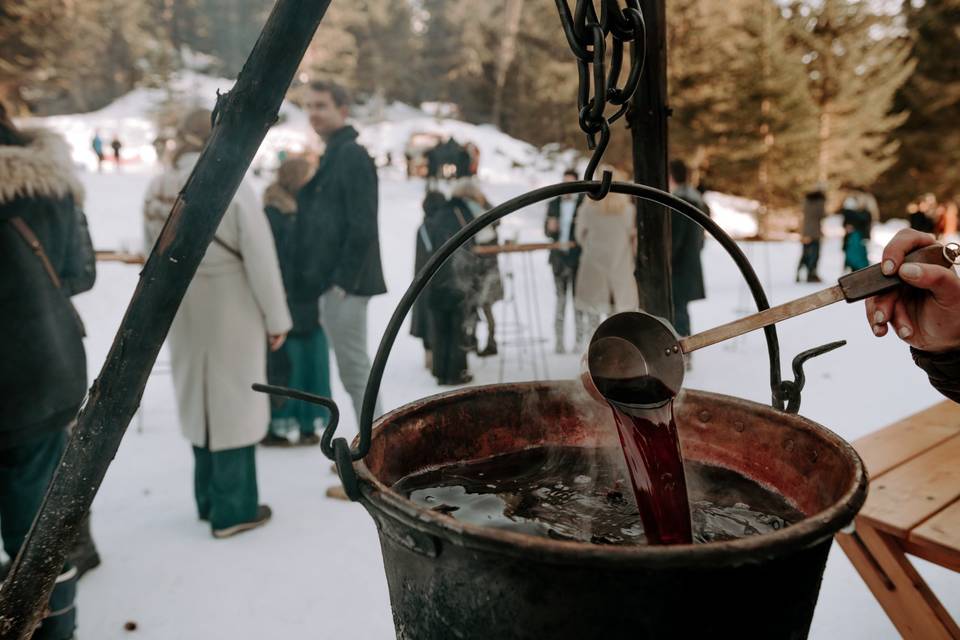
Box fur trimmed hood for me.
[0,128,84,206]
[263,183,298,215]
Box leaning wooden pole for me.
[0,1,331,636]
[629,0,672,320]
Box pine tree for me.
[875,0,960,215]
[417,0,469,104]
[298,0,418,106]
[197,0,272,76]
[667,0,738,176]
[716,0,819,208]
[788,0,914,192]
[491,0,524,129]
[0,0,71,110]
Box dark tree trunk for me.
[629,0,672,320]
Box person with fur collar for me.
[261,157,332,446]
[0,104,92,639]
[143,108,292,538]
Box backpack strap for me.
[212,235,242,260]
[9,217,62,289]
[418,225,433,252]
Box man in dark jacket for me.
[797,185,826,283]
[545,169,585,353]
[867,228,960,402]
[293,81,386,421]
[668,159,708,346]
[0,111,94,639]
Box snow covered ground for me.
[66,164,959,639]
[22,82,957,637]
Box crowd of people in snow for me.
[797,184,959,285]
[0,80,390,638]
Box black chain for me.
[555,0,646,199]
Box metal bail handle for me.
[249,181,798,504]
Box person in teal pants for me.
[263,157,332,445]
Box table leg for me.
[838,520,960,639]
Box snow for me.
[28,71,314,174]
[703,191,760,239]
[20,86,959,638]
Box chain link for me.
[554,0,646,197]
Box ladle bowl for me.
[587,311,685,409]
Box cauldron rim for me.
[353,382,867,569]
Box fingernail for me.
[874,310,885,324]
[882,260,896,275]
[873,325,883,337]
[900,264,922,280]
[898,325,913,339]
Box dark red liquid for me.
[393,446,801,545]
[595,374,692,545]
[611,403,692,544]
[593,374,675,408]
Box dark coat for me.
[425,198,476,311]
[293,126,386,301]
[671,184,707,304]
[842,207,872,240]
[912,347,960,404]
[0,128,94,450]
[801,192,826,240]
[411,223,434,341]
[411,194,447,342]
[545,195,583,274]
[265,198,315,336]
[910,211,936,234]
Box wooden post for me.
[629,0,672,320]
[0,1,331,637]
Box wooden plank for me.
[854,401,960,477]
[909,499,960,573]
[839,523,960,639]
[472,241,574,256]
[859,434,960,537]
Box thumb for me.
[898,263,960,305]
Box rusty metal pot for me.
[253,179,867,638]
[353,382,866,640]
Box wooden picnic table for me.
[837,400,960,639]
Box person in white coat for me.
[573,168,639,334]
[143,109,292,538]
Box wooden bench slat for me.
[908,498,960,572]
[858,433,960,537]
[853,401,960,478]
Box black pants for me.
[193,444,258,531]
[798,240,821,278]
[429,303,467,383]
[0,428,77,639]
[673,300,691,338]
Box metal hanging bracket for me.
[776,341,847,414]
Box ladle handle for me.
[838,244,958,303]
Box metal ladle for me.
[588,242,960,410]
